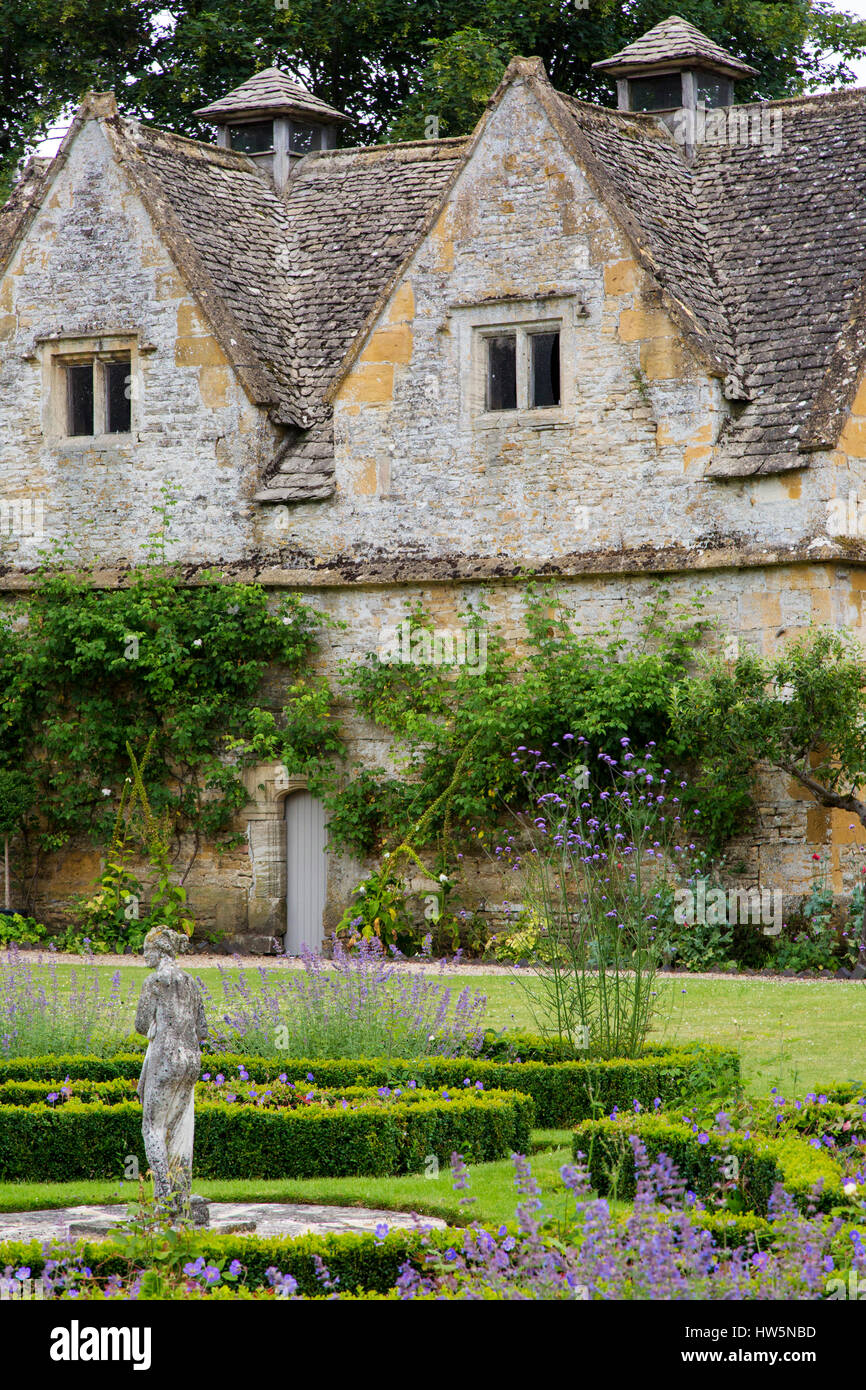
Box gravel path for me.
[7,949,859,983]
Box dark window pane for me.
[229,121,274,153]
[531,332,560,408]
[629,73,683,111]
[289,122,322,154]
[486,335,517,411]
[67,364,94,436]
[695,71,731,109]
[104,359,132,433]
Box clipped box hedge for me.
[0,1087,533,1182]
[571,1114,845,1215]
[0,1043,739,1128]
[0,1226,452,1297]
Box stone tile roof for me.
[550,92,737,381]
[254,138,469,500]
[691,87,866,475]
[195,67,346,126]
[4,55,866,492]
[592,15,758,77]
[107,116,306,426]
[0,156,52,274]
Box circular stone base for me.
[0,1203,447,1245]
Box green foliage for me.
[670,627,866,850]
[388,27,508,141]
[336,863,415,951]
[0,540,341,909]
[6,0,864,198]
[0,1088,534,1181]
[330,583,708,860]
[0,1226,452,1296]
[0,0,160,197]
[0,1042,741,1129]
[572,1112,844,1215]
[0,913,48,947]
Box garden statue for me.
[135,926,209,1225]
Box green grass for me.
[5,961,864,1233]
[0,1144,583,1229]
[476,972,866,1098]
[11,961,866,1098]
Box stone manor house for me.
[1,15,866,951]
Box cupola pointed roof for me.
[592,15,758,78]
[195,67,347,125]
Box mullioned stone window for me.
[38,333,143,443]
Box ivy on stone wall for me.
[324,582,714,863]
[0,554,343,896]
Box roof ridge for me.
[307,135,471,158]
[123,120,262,166]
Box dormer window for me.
[228,121,274,154]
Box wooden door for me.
[284,790,327,955]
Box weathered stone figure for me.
[135,927,207,1220]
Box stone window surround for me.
[38,331,150,447]
[454,294,581,432]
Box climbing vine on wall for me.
[323,582,716,864]
[0,549,343,897]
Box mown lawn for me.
[0,1141,584,1227]
[5,961,863,1228]
[13,960,866,1098]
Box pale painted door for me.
[284,790,328,955]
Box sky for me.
[32,0,866,156]
[821,0,866,84]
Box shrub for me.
[0,1042,740,1128]
[0,948,136,1057]
[572,1114,845,1214]
[200,938,487,1060]
[0,1088,533,1181]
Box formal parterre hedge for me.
[572,1113,846,1215]
[0,1227,451,1297]
[0,1087,534,1182]
[0,1043,739,1128]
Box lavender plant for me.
[0,944,135,1057]
[496,738,694,1058]
[395,1145,859,1301]
[201,937,487,1059]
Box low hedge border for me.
[0,1227,453,1296]
[0,1206,851,1300]
[0,1044,740,1128]
[0,1089,534,1182]
[571,1114,845,1215]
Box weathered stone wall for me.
[0,120,273,571]
[19,560,866,947]
[4,79,866,946]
